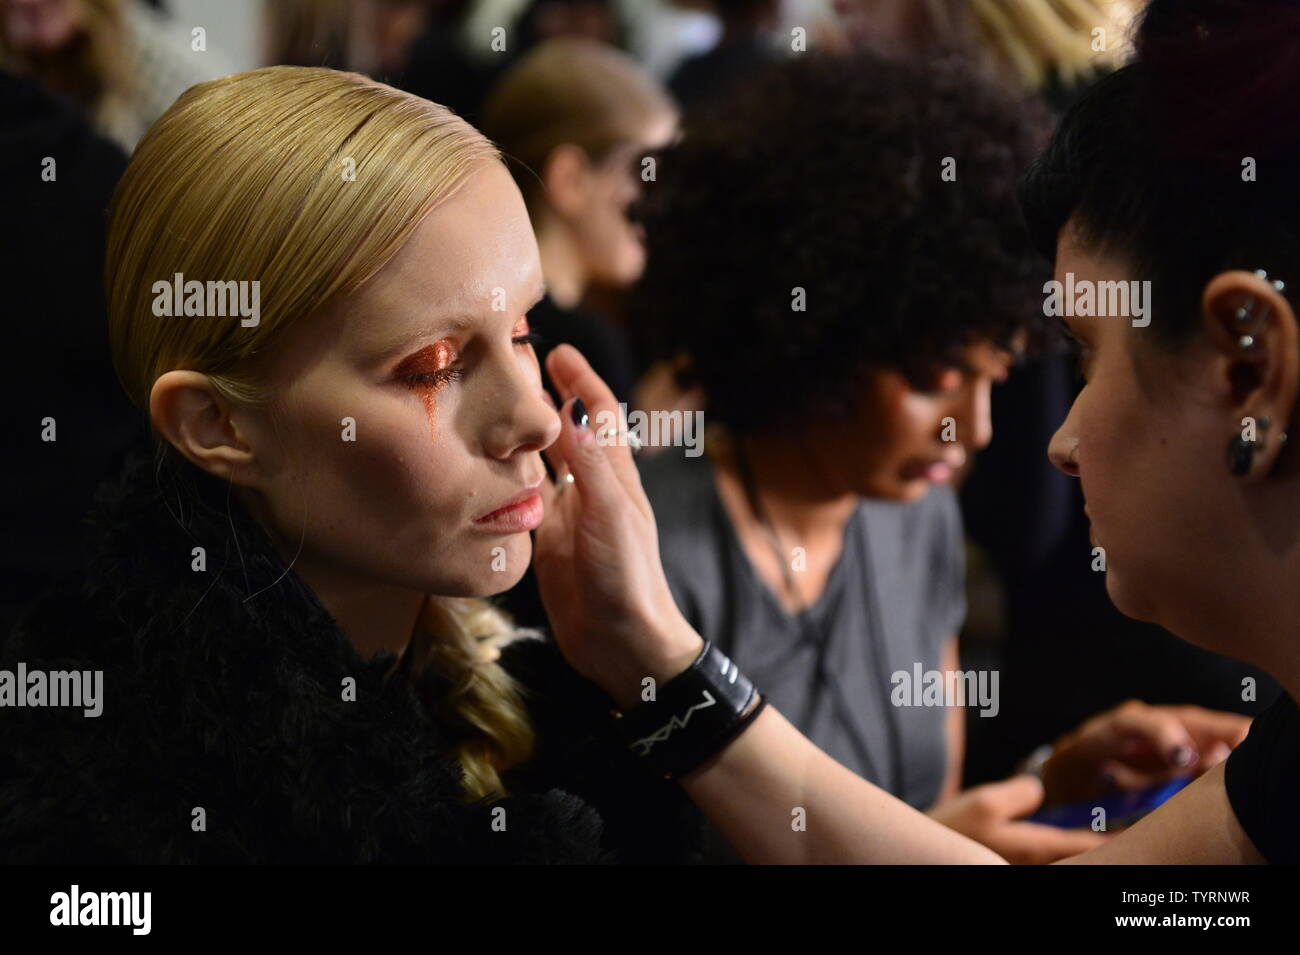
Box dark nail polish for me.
[1171,745,1195,767]
[570,397,588,430]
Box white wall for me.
[165,0,264,73]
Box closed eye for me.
[402,327,547,393]
[1060,328,1092,383]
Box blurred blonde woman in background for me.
[482,37,678,407]
[831,0,1137,101]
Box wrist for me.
[603,618,705,711]
[607,638,764,780]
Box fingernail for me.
[1170,745,1195,767]
[1100,771,1118,790]
[570,397,588,429]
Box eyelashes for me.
[401,331,546,390]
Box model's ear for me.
[1202,269,1299,478]
[149,370,260,485]
[539,142,593,218]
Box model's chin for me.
[420,534,534,598]
[482,534,534,596]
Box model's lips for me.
[472,480,545,531]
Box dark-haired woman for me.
[625,51,1250,863]
[535,0,1300,864]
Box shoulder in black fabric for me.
[0,445,616,864]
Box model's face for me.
[818,340,1014,502]
[1046,225,1227,629]
[234,162,560,598]
[572,114,677,287]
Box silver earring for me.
[1238,269,1288,349]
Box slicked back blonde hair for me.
[106,66,536,801]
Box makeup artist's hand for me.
[928,776,1107,865]
[1040,701,1251,805]
[532,344,703,709]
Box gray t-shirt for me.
[639,450,966,813]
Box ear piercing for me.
[1228,270,1291,474]
[1227,424,1262,476]
[1227,416,1291,476]
[1236,269,1287,350]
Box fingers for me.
[1097,703,1251,779]
[1094,702,1199,773]
[1004,823,1109,864]
[957,777,1107,864]
[547,394,625,521]
[546,344,646,509]
[1196,741,1235,773]
[982,774,1048,819]
[1171,705,1252,751]
[1095,759,1164,792]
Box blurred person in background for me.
[631,52,1250,864]
[0,67,140,636]
[481,36,677,408]
[830,0,1134,104]
[0,0,234,151]
[261,0,434,81]
[402,0,622,123]
[829,0,1285,785]
[666,0,780,108]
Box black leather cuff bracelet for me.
[609,641,765,780]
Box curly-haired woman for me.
[631,52,1250,863]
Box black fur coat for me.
[0,446,704,864]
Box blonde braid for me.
[408,597,538,802]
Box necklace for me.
[731,437,906,795]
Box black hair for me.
[632,52,1050,437]
[1019,0,1300,349]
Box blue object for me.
[1028,775,1194,829]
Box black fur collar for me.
[0,443,646,863]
